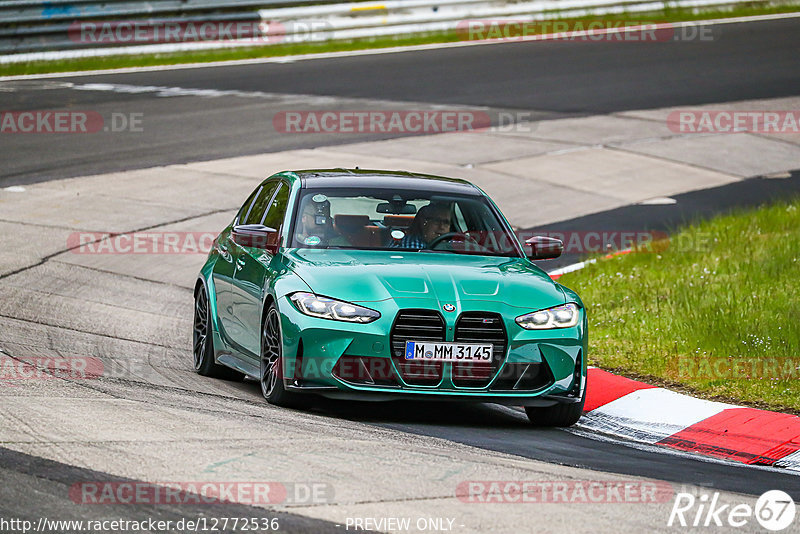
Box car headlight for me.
[516,303,579,329]
[289,292,380,323]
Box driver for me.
[390,203,451,250]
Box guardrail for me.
[0,0,336,24]
[0,0,779,63]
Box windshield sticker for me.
[391,230,405,240]
[305,236,322,246]
[311,194,328,203]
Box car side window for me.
[261,182,290,230]
[236,186,261,224]
[242,182,278,226]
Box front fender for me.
[197,253,227,360]
[263,255,314,379]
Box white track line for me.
[547,259,596,278]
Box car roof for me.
[293,168,482,195]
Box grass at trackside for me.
[558,198,800,413]
[2,3,800,77]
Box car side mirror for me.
[232,224,280,253]
[526,236,563,260]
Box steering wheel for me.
[428,231,484,251]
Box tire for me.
[193,284,244,381]
[260,304,309,408]
[525,371,586,427]
[524,397,585,427]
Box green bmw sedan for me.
[193,169,587,426]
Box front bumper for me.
[278,295,587,401]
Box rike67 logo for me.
[669,490,795,531]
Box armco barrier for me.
[0,0,775,62]
[0,0,321,54]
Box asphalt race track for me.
[1,15,800,534]
[0,447,344,533]
[1,17,799,186]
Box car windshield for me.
[289,188,521,257]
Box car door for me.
[213,182,277,352]
[229,181,290,359]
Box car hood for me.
[282,248,565,310]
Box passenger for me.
[295,197,348,247]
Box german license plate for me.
[404,341,492,362]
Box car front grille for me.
[390,309,510,388]
[390,309,445,386]
[452,312,506,387]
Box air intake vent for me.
[490,362,554,391]
[332,356,399,387]
[390,309,445,386]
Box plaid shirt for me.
[389,233,427,250]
